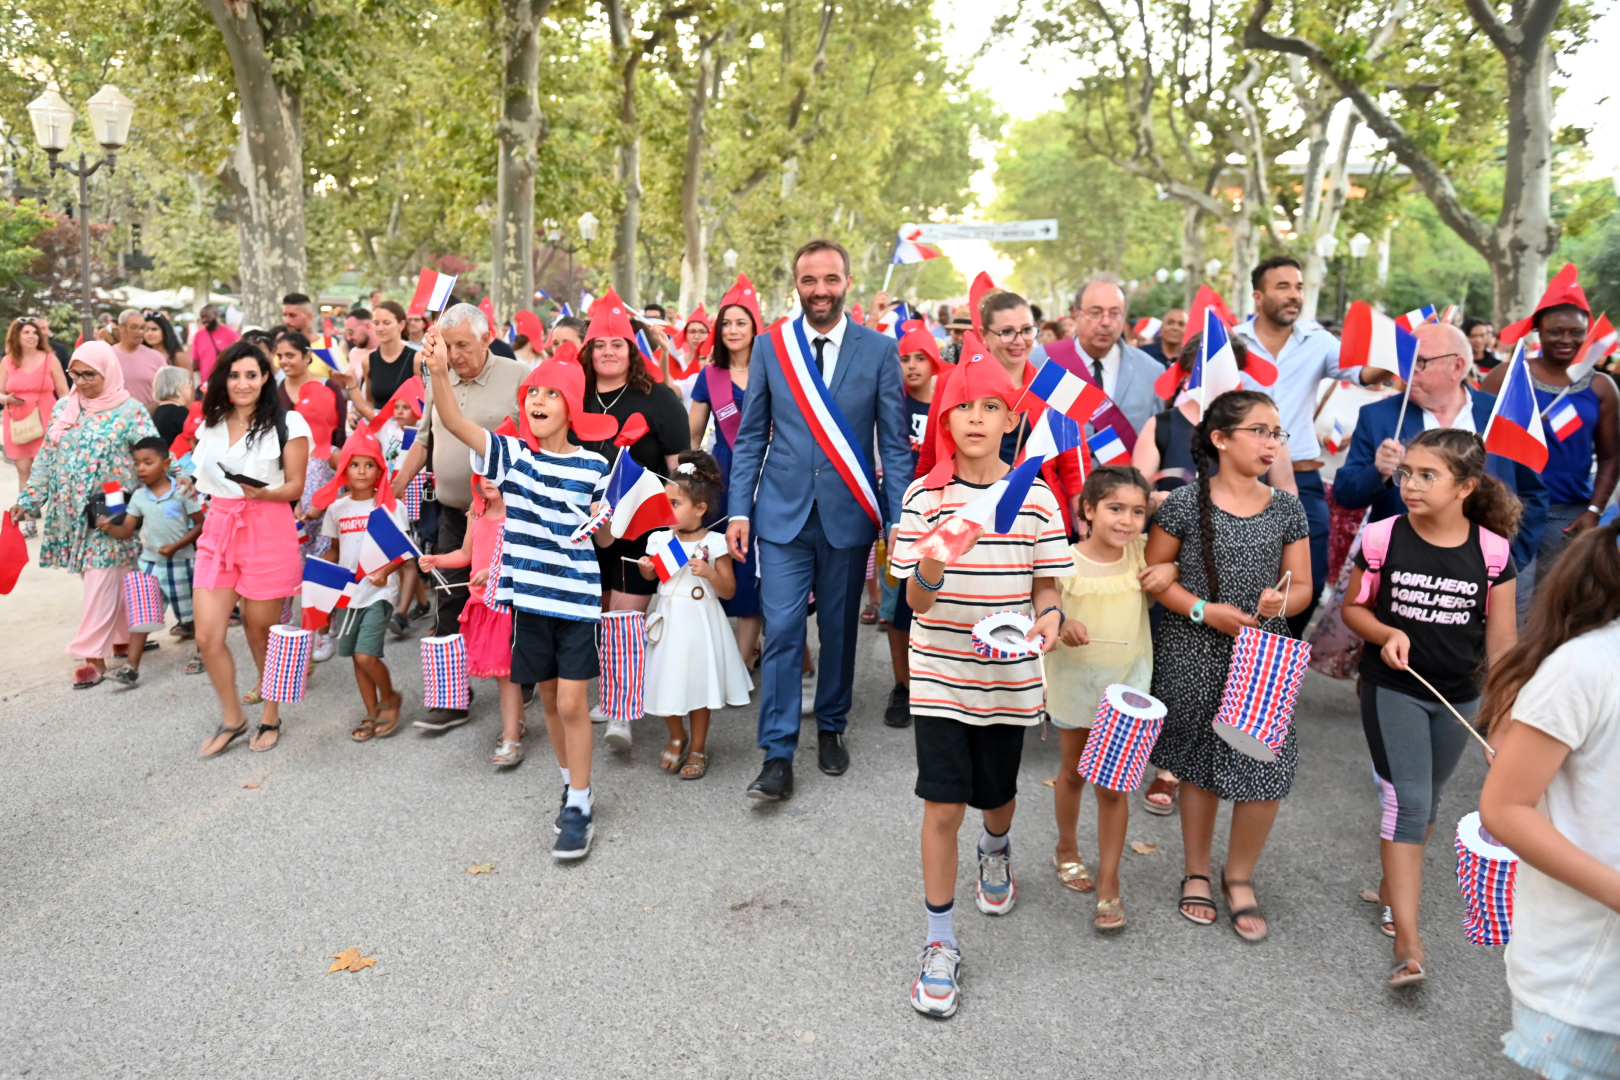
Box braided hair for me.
[1189,389,1277,604]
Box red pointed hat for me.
[584,288,636,345]
[1498,263,1590,346]
[1186,285,1238,336]
[514,309,544,344]
[968,272,996,331]
[516,344,620,446]
[170,401,205,459]
[711,274,764,350]
[365,375,425,435]
[675,304,712,356]
[314,429,397,512]
[294,382,340,460]
[922,332,1023,487]
[897,321,944,372]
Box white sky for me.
[929,0,1618,286]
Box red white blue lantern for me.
[1211,627,1311,762]
[123,570,166,633]
[1076,684,1167,792]
[1455,811,1517,946]
[483,526,511,614]
[971,611,1044,660]
[421,634,470,710]
[260,624,312,702]
[403,472,427,520]
[597,610,646,721]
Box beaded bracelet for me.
[913,565,945,592]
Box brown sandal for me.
[351,717,380,742]
[373,694,403,738]
[679,750,709,780]
[1143,775,1178,815]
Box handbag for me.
[7,406,43,446]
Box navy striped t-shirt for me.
[474,432,610,622]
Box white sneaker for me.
[604,716,633,751]
[975,840,1017,916]
[910,941,962,1017]
[311,633,335,663]
[801,670,817,718]
[589,706,611,723]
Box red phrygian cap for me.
[314,429,397,513]
[675,304,711,357]
[850,303,866,328]
[170,401,205,459]
[365,375,425,436]
[514,342,620,448]
[584,288,637,346]
[513,310,544,345]
[1498,263,1590,346]
[479,296,497,331]
[922,332,1024,488]
[897,319,944,372]
[968,272,996,331]
[711,274,764,348]
[1186,286,1238,338]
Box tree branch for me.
[1460,0,1516,54]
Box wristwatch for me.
[1037,605,1066,627]
[1189,599,1207,624]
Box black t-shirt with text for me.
[1355,515,1515,700]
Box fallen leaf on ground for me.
[242,781,260,789]
[467,863,496,875]
[1041,778,1056,787]
[328,948,376,973]
[1359,888,1381,904]
[1129,842,1158,855]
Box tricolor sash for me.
[1045,338,1140,452]
[704,365,743,454]
[769,317,882,526]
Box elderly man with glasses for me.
[1333,321,1548,574]
[1029,278,1165,440]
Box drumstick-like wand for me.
[1401,666,1496,758]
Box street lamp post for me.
[547,212,600,312]
[26,83,135,341]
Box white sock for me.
[559,768,571,787]
[925,900,956,948]
[978,826,1009,855]
[566,785,592,814]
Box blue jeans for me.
[1286,470,1329,638]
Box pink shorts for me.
[194,498,304,601]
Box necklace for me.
[593,384,628,412]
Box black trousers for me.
[433,504,471,637]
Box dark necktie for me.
[813,337,829,379]
[1092,358,1105,389]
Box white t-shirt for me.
[320,494,408,610]
[191,410,313,499]
[1504,617,1620,1035]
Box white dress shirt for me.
[1076,341,1122,399]
[805,313,850,385]
[1422,386,1477,432]
[1233,317,1357,462]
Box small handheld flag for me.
[604,452,678,540]
[1021,408,1083,464]
[1340,300,1419,380]
[408,268,458,317]
[1132,317,1162,341]
[649,534,689,582]
[1548,400,1582,441]
[1325,416,1346,456]
[1020,358,1110,425]
[1572,314,1617,383]
[101,482,126,517]
[875,301,912,340]
[300,558,355,631]
[1394,305,1437,333]
[892,227,944,265]
[1088,426,1130,466]
[1190,309,1244,412]
[1482,343,1549,472]
[358,508,422,577]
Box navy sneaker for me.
[553,806,594,860]
[554,786,567,834]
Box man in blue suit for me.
[1334,322,1548,571]
[726,240,913,801]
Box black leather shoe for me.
[883,682,911,728]
[818,731,849,775]
[746,759,794,801]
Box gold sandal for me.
[1094,896,1127,931]
[1053,854,1095,892]
[660,735,688,772]
[351,717,380,742]
[679,750,709,780]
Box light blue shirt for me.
[1232,317,1357,462]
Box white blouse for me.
[191,410,312,499]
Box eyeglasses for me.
[1393,467,1453,492]
[989,325,1037,342]
[1413,352,1459,372]
[1079,308,1124,323]
[68,368,102,382]
[1225,425,1290,444]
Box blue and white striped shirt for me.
[474,432,610,622]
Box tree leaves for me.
[327,948,376,973]
[1129,841,1159,855]
[466,863,496,875]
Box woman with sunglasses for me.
[2,317,71,516]
[9,341,159,686]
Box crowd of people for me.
[3,246,1617,1069]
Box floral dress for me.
[15,398,158,572]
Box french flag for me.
[604,452,677,540]
[1088,426,1130,466]
[1483,343,1548,472]
[408,268,458,316]
[300,557,354,631]
[1340,300,1419,380]
[1188,309,1244,411]
[989,410,1084,534]
[102,482,126,516]
[580,291,596,314]
[649,534,688,582]
[1574,314,1617,382]
[309,334,343,372]
[1021,357,1110,425]
[357,508,421,576]
[875,302,912,340]
[1547,401,1582,441]
[1325,416,1347,455]
[892,227,943,265]
[1394,305,1437,333]
[1133,317,1162,340]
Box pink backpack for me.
[1353,515,1512,615]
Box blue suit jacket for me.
[727,315,912,549]
[1333,386,1548,569]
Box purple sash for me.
[1045,338,1139,452]
[704,365,743,450]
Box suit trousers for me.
[755,504,870,761]
[1286,471,1330,639]
[433,504,471,638]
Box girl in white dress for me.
[637,450,754,778]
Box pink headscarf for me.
[48,341,130,441]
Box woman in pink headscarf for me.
[9,341,160,687]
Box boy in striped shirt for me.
[889,350,1074,1018]
[422,332,621,860]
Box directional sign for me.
[900,220,1059,243]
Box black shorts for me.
[913,715,1026,809]
[511,610,600,683]
[597,536,656,596]
[891,582,914,633]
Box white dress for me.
[642,530,755,716]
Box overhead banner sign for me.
[901,220,1059,243]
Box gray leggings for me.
[1359,684,1477,845]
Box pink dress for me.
[458,512,512,678]
[3,357,58,459]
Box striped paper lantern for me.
[971,611,1043,660]
[1211,627,1311,763]
[483,526,511,614]
[122,570,166,633]
[259,624,312,702]
[403,472,427,520]
[1076,684,1168,792]
[597,610,647,721]
[1455,811,1517,946]
[421,634,470,711]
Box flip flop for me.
[1389,958,1427,988]
[250,723,280,752]
[200,723,248,758]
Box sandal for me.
[1388,958,1427,988]
[1053,853,1095,892]
[1178,874,1217,925]
[1379,905,1396,938]
[373,694,403,738]
[1143,775,1178,816]
[860,601,879,625]
[1220,869,1268,942]
[351,718,380,742]
[1094,896,1127,931]
[184,657,206,675]
[250,722,281,753]
[679,750,709,780]
[492,739,524,766]
[71,663,103,689]
[660,735,689,772]
[200,723,248,758]
[241,687,264,706]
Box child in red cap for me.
[888,351,1075,1019]
[422,328,619,861]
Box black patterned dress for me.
[1148,484,1310,801]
